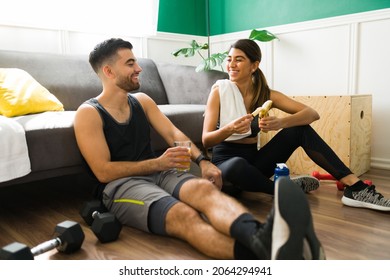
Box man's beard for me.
[116,75,140,92]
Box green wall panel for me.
[210,0,390,35]
[158,0,390,36]
[157,0,207,36]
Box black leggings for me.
[211,125,353,195]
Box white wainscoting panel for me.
[272,25,351,96]
[357,18,390,167]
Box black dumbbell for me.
[0,220,85,260]
[79,200,122,243]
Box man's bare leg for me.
[164,201,235,259]
[166,178,264,259]
[174,177,325,260]
[178,178,249,235]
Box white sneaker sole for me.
[342,196,390,211]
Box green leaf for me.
[249,29,278,42]
[172,40,208,58]
[213,51,228,64]
[196,51,228,72]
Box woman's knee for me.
[220,157,250,179]
[280,125,314,138]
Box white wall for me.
[1,9,390,170]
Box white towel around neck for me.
[216,79,251,141]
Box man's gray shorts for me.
[102,170,195,234]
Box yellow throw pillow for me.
[0,68,64,117]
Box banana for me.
[251,100,272,118]
[253,100,273,150]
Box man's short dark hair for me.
[89,38,133,73]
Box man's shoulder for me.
[130,92,147,100]
[76,97,97,111]
[76,101,97,114]
[75,100,101,125]
[130,92,157,109]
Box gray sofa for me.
[0,50,228,187]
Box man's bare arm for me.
[74,104,167,183]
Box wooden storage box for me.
[260,95,372,176]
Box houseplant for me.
[172,29,278,72]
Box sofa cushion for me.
[156,63,228,105]
[13,111,83,172]
[0,68,64,117]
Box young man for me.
[74,38,324,260]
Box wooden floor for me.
[0,168,389,260]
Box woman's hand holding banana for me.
[251,100,272,150]
[251,100,273,132]
[252,100,272,118]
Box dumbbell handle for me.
[92,210,101,219]
[30,237,61,256]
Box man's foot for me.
[249,176,325,259]
[291,175,320,193]
[342,184,390,211]
[248,210,273,259]
[271,176,324,259]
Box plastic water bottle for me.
[274,163,289,182]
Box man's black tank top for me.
[85,94,155,162]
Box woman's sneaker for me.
[342,184,390,211]
[292,176,320,193]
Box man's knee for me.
[184,178,220,198]
[165,202,202,236]
[178,178,231,215]
[169,202,199,220]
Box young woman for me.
[202,39,390,211]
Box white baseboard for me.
[371,157,390,171]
